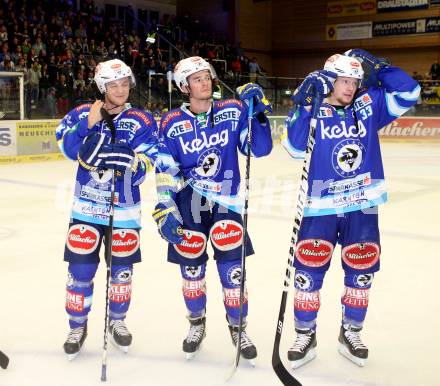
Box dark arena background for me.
[0,1,439,386]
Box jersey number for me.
[359,106,372,120]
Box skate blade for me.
[110,335,129,353]
[289,348,316,369]
[66,351,80,361]
[246,358,256,367]
[338,344,366,367]
[185,352,197,360]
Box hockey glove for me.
[292,70,336,106]
[344,48,390,87]
[98,143,136,173]
[236,83,273,117]
[152,202,184,244]
[78,132,109,171]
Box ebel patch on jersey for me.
[317,107,333,118]
[354,93,372,111]
[167,120,193,138]
[332,139,366,177]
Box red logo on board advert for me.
[174,230,207,259]
[182,279,206,299]
[210,220,243,251]
[66,290,84,312]
[379,117,440,138]
[223,288,248,308]
[66,224,100,255]
[294,290,320,311]
[109,283,132,302]
[342,242,380,270]
[112,229,140,258]
[295,239,334,268]
[342,287,370,308]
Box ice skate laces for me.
[66,326,85,343]
[186,324,204,343]
[231,329,254,349]
[111,320,130,337]
[345,329,367,350]
[291,332,313,352]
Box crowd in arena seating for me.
[0,0,437,119]
[0,0,260,119]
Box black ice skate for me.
[288,328,317,369]
[63,324,87,361]
[109,319,132,353]
[228,324,257,366]
[338,325,368,367]
[182,317,206,360]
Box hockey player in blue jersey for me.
[281,49,420,368]
[56,59,158,359]
[152,56,273,362]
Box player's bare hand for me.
[87,100,104,128]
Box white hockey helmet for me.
[174,56,215,93]
[94,59,136,94]
[324,54,364,80]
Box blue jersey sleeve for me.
[56,104,91,160]
[237,104,273,157]
[281,105,311,159]
[368,66,421,130]
[124,110,159,186]
[154,113,183,203]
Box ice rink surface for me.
[0,140,439,386]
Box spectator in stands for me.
[430,60,440,81]
[231,55,242,84]
[249,57,261,83]
[28,59,41,107]
[45,86,57,118]
[39,62,51,100]
[56,73,71,117]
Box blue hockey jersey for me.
[281,66,420,216]
[156,100,273,213]
[56,103,158,228]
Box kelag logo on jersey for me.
[332,139,365,177]
[167,120,193,138]
[321,120,366,139]
[179,129,229,154]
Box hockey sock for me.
[66,263,98,328]
[180,264,207,319]
[109,264,133,320]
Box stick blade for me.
[0,350,9,369]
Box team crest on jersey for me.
[294,271,314,291]
[167,120,193,138]
[226,265,242,286]
[332,139,366,177]
[317,107,333,118]
[354,93,372,111]
[90,169,112,184]
[184,265,203,279]
[191,148,222,179]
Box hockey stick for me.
[226,98,254,380]
[100,108,117,382]
[0,350,9,369]
[272,95,322,386]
